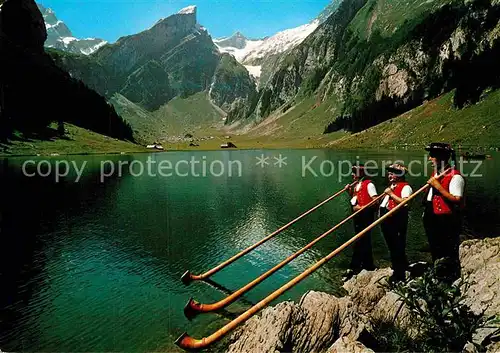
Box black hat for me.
[425,142,454,157]
[386,163,408,176]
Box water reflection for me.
[0,151,498,351]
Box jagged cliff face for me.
[209,54,258,123]
[95,8,200,76]
[232,0,500,133]
[85,5,220,109]
[247,0,368,123]
[212,0,342,93]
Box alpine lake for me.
[1,149,499,352]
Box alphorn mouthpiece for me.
[175,332,196,351]
[174,332,188,347]
[175,332,206,351]
[184,298,201,321]
[181,270,193,285]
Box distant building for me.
[146,143,164,150]
[221,142,237,149]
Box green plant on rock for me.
[379,269,498,353]
[370,269,500,352]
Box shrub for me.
[372,269,499,352]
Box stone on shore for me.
[227,291,365,353]
[227,237,500,353]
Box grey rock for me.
[227,291,365,353]
[209,54,257,120]
[343,268,392,315]
[460,238,500,318]
[486,341,500,353]
[462,341,479,353]
[460,238,500,350]
[327,337,375,353]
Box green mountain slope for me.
[210,54,258,123]
[0,123,145,156]
[326,89,500,149]
[111,92,225,143]
[154,92,225,136]
[109,94,163,144]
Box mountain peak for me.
[178,5,196,15]
[316,0,343,23]
[233,31,246,39]
[214,31,249,50]
[36,2,106,55]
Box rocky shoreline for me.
[225,237,500,353]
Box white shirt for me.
[427,175,465,201]
[351,181,377,206]
[380,184,413,208]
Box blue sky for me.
[37,0,332,43]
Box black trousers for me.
[423,202,461,283]
[350,209,375,273]
[380,207,409,281]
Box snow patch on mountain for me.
[45,20,63,29]
[79,40,107,55]
[215,38,265,62]
[215,20,319,65]
[244,65,262,79]
[61,37,77,45]
[178,5,196,15]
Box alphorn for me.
[180,183,356,285]
[175,170,449,351]
[183,193,385,319]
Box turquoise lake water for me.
[1,150,498,352]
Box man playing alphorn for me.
[380,163,413,282]
[424,143,465,283]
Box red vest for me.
[387,182,409,210]
[431,169,463,215]
[354,180,373,207]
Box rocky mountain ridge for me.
[214,0,342,84]
[228,0,500,137]
[37,3,107,55]
[215,21,320,67]
[49,5,257,141]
